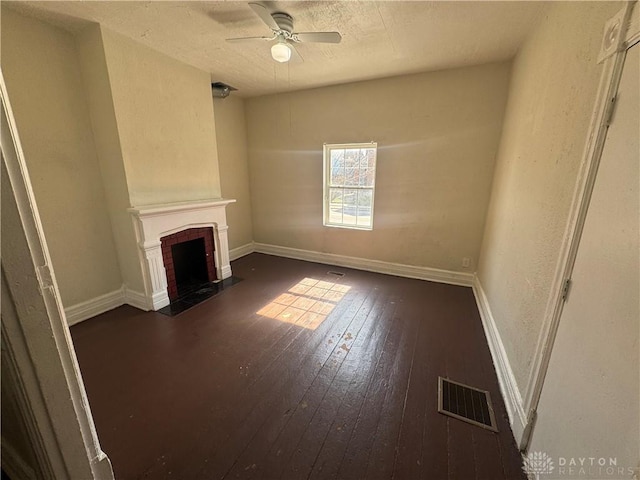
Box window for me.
[323,142,377,230]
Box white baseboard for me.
[253,242,474,286]
[123,287,151,311]
[64,286,153,325]
[472,275,527,442]
[151,290,169,310]
[64,242,257,324]
[63,243,474,324]
[64,287,125,326]
[229,242,255,261]
[1,436,37,480]
[220,265,233,280]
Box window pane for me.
[342,189,358,225]
[356,189,373,227]
[358,189,372,207]
[357,210,372,227]
[331,149,345,167]
[329,188,343,204]
[343,189,358,206]
[344,149,359,168]
[329,209,343,224]
[329,188,343,224]
[330,149,345,186]
[359,168,373,187]
[360,148,371,170]
[344,167,360,186]
[365,148,376,170]
[330,166,344,186]
[359,148,376,186]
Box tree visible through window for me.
[323,142,377,229]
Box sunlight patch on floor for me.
[256,277,351,330]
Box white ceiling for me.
[8,1,547,97]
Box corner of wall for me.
[75,23,146,295]
[214,95,255,250]
[472,274,527,443]
[64,286,125,326]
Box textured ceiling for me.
[7,1,547,97]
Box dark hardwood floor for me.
[70,253,526,480]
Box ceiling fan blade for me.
[226,36,275,43]
[293,32,342,44]
[288,42,304,63]
[248,2,279,31]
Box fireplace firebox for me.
[160,228,216,301]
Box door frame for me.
[1,68,115,479]
[520,1,640,451]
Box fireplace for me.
[129,199,235,310]
[161,227,217,301]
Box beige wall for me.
[530,39,639,473]
[100,28,222,207]
[1,9,122,306]
[76,25,145,294]
[245,63,510,271]
[477,2,622,405]
[213,96,254,250]
[2,12,228,301]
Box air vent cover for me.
[438,377,498,432]
[211,82,237,98]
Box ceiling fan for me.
[226,2,342,63]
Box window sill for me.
[323,223,373,231]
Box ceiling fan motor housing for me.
[272,12,294,34]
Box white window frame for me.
[323,142,377,230]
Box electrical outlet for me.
[462,257,470,268]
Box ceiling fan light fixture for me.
[271,41,291,62]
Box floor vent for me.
[438,377,498,432]
[327,271,345,277]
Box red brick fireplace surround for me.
[160,228,216,301]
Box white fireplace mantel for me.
[128,198,236,310]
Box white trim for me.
[472,276,527,441]
[229,242,256,261]
[1,437,37,480]
[1,69,114,478]
[63,242,474,320]
[127,198,235,218]
[64,287,125,326]
[323,142,377,230]
[62,285,152,326]
[253,242,474,286]
[123,287,151,311]
[65,239,472,322]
